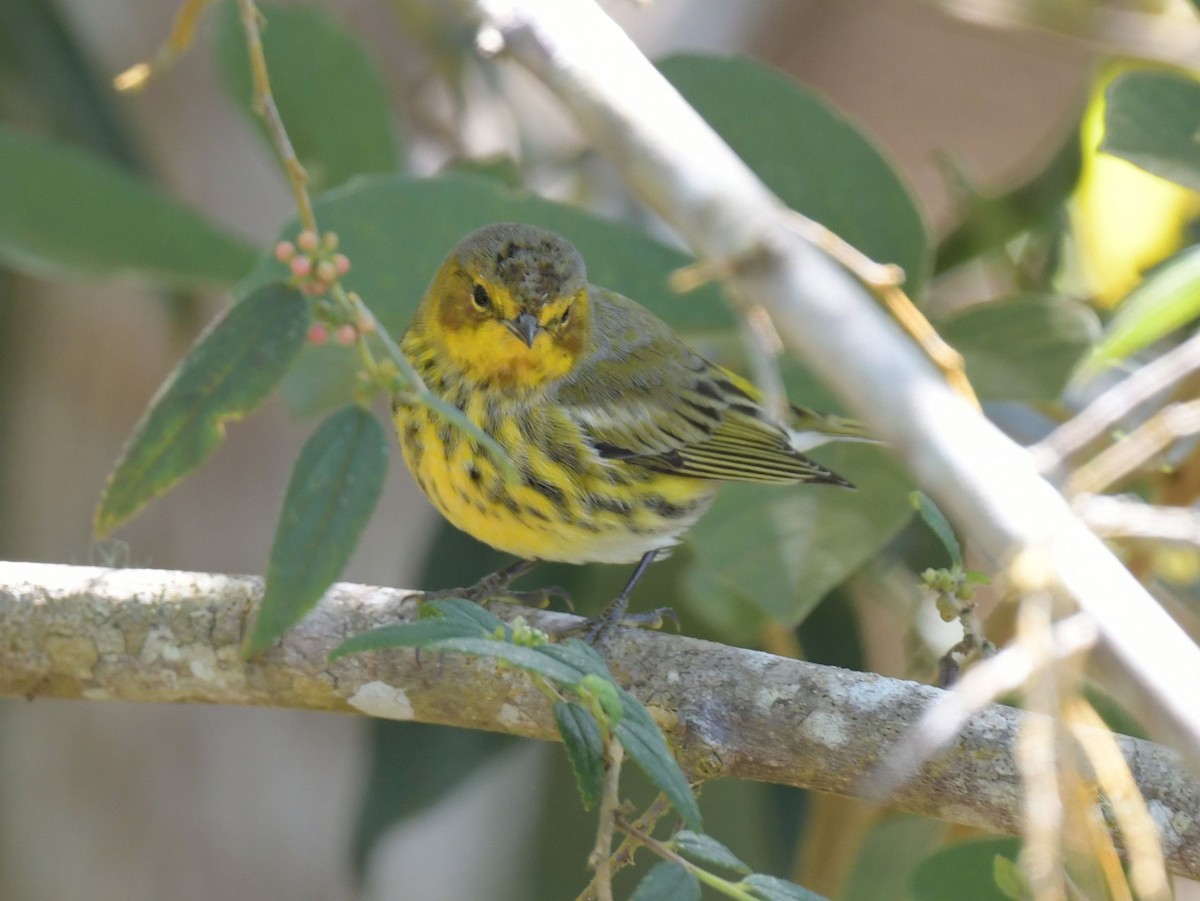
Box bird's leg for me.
[581,550,677,644]
[421,558,571,609]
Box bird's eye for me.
[471,284,492,311]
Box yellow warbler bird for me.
[396,223,864,632]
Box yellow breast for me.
[393,397,717,565]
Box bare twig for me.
[233,0,316,232]
[1016,591,1067,901]
[587,737,624,901]
[1031,331,1200,475]
[1066,399,1200,496]
[1077,494,1200,546]
[1066,699,1172,901]
[113,0,216,92]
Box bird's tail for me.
[786,404,879,453]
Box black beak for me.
[507,312,542,348]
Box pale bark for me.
[2,561,1198,880]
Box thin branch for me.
[454,0,1200,754]
[2,562,1198,880]
[234,0,316,232]
[1031,330,1200,476]
[1066,399,1200,496]
[113,0,216,92]
[1077,494,1200,546]
[587,737,623,901]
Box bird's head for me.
[418,223,592,389]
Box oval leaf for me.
[660,54,928,296]
[685,443,913,626]
[843,815,945,901]
[553,701,605,810]
[1083,243,1200,373]
[940,294,1099,400]
[742,873,830,900]
[673,831,750,875]
[421,637,589,687]
[248,406,388,653]
[911,492,962,569]
[0,124,256,285]
[631,861,700,901]
[614,690,702,831]
[215,0,401,192]
[910,837,1022,901]
[95,283,308,535]
[1102,70,1200,192]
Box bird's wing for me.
[553,287,850,486]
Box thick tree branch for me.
[2,562,1198,879]
[455,0,1200,753]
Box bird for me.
[394,222,866,636]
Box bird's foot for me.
[572,601,679,645]
[419,559,572,610]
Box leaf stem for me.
[233,0,317,233]
[587,736,624,901]
[113,0,216,92]
[615,816,760,900]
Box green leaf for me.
[0,124,256,285]
[427,597,507,632]
[553,701,605,810]
[95,283,308,535]
[742,873,830,900]
[910,837,1022,901]
[614,690,702,831]
[214,0,401,192]
[911,492,962,568]
[940,294,1099,401]
[248,406,388,652]
[660,54,928,296]
[233,173,732,417]
[673,831,751,875]
[423,637,589,687]
[843,815,945,901]
[1082,244,1200,373]
[534,638,613,680]
[1102,71,1200,192]
[631,862,700,901]
[685,442,913,626]
[329,616,487,660]
[936,131,1080,274]
[0,2,142,168]
[992,854,1029,901]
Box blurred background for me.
[2,0,1198,898]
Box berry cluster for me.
[276,229,350,292]
[276,230,371,346]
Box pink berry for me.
[321,232,339,252]
[356,311,376,334]
[297,230,319,253]
[336,324,357,345]
[307,323,329,345]
[274,241,296,262]
[290,255,312,278]
[334,253,351,275]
